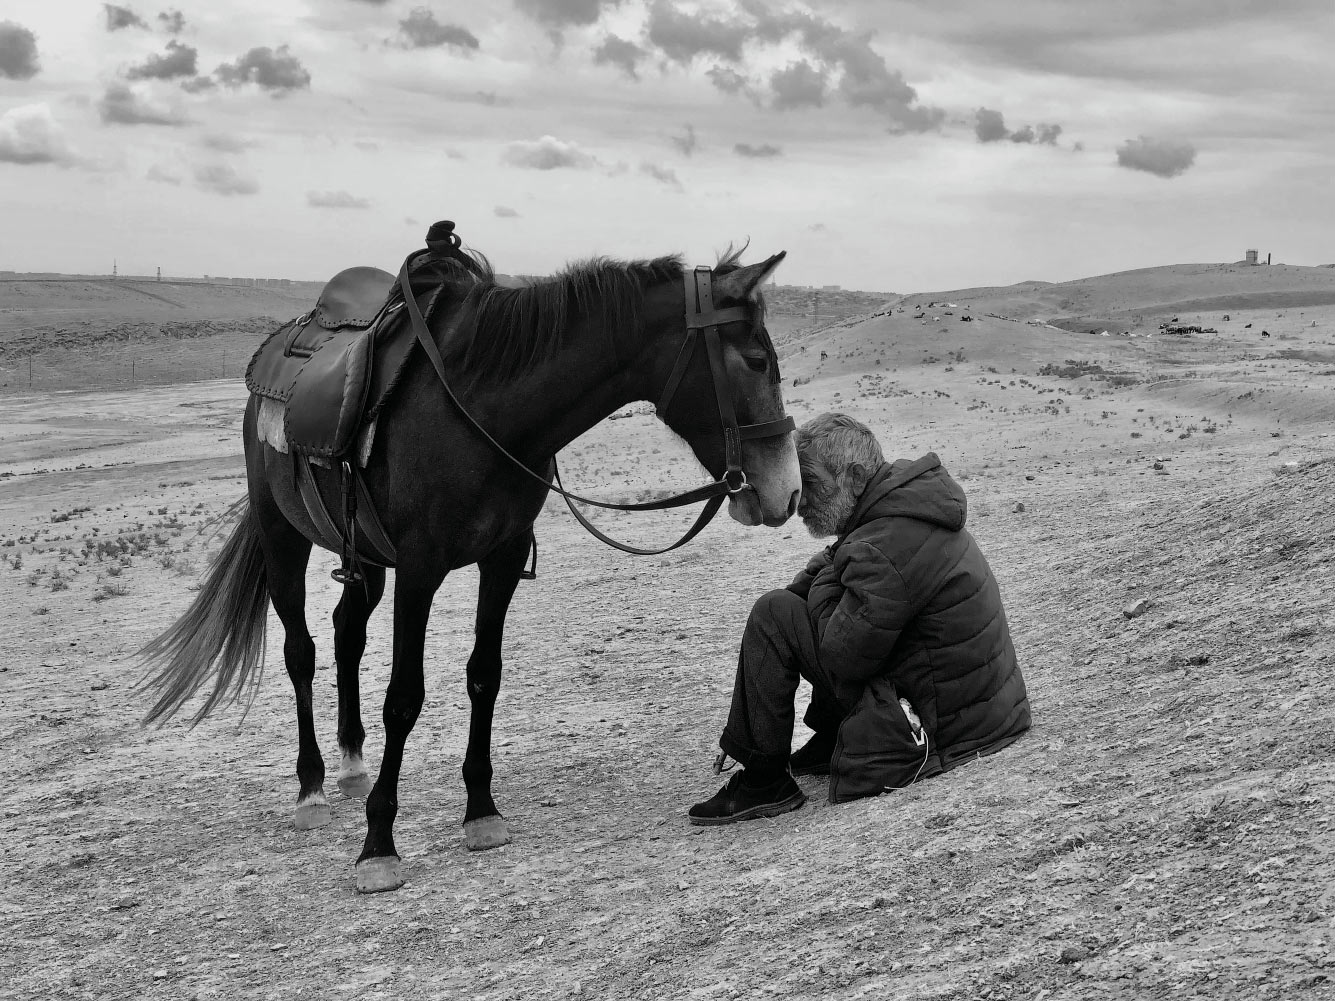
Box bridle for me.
[397,250,796,556]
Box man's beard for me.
[802,484,858,538]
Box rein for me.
[396,247,795,556]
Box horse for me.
[139,240,801,892]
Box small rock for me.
[1123,598,1150,619]
[152,969,168,980]
[1025,475,1036,481]
[91,681,109,691]
[1059,945,1089,964]
[1152,461,1164,470]
[1012,502,1025,513]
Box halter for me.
[399,251,796,556]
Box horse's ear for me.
[714,251,786,302]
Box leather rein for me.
[396,250,795,556]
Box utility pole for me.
[812,290,820,328]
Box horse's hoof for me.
[464,815,511,851]
[294,795,332,831]
[355,856,404,894]
[337,771,373,799]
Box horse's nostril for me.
[787,489,801,517]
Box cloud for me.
[353,139,378,152]
[593,34,642,79]
[514,0,621,33]
[1116,135,1197,178]
[501,134,597,170]
[734,142,782,158]
[98,82,189,125]
[647,0,749,63]
[770,60,826,110]
[706,65,757,100]
[307,190,371,209]
[103,4,147,31]
[669,123,697,156]
[157,9,185,34]
[445,147,466,159]
[0,104,72,165]
[181,75,216,93]
[639,161,681,189]
[200,133,251,153]
[975,107,1065,146]
[395,9,479,51]
[974,107,1008,143]
[194,163,258,196]
[146,163,182,184]
[215,45,311,95]
[0,22,40,80]
[494,205,519,218]
[807,222,826,232]
[126,40,197,80]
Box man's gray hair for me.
[797,412,884,473]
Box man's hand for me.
[787,546,834,599]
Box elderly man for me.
[689,413,1030,825]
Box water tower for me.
[1245,249,1259,265]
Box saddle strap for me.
[293,454,398,567]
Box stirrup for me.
[331,564,363,586]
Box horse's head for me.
[638,250,801,528]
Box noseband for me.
[399,252,796,556]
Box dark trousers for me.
[720,589,851,771]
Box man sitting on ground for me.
[689,413,1030,825]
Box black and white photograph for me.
[2,1,1332,998]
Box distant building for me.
[1245,249,1259,265]
[821,284,842,291]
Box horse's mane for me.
[434,243,773,383]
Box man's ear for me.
[712,251,786,302]
[845,462,870,494]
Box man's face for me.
[797,450,856,538]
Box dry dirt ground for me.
[2,267,1333,1000]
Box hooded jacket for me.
[788,453,1030,802]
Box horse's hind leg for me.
[461,531,532,852]
[332,566,386,799]
[256,516,326,829]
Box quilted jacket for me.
[788,454,1030,802]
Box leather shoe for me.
[789,732,836,776]
[688,771,806,826]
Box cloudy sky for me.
[1,0,1332,292]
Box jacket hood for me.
[844,453,966,533]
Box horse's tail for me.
[139,497,270,727]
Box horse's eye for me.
[742,353,769,372]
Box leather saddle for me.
[246,266,439,458]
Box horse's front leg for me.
[462,531,532,851]
[354,566,443,894]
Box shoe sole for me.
[789,762,830,777]
[688,789,807,827]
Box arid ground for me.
[2,264,1333,1000]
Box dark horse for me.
[140,242,799,892]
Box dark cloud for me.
[1116,135,1197,178]
[494,205,519,218]
[98,82,189,125]
[126,40,197,80]
[734,142,782,158]
[974,107,1008,142]
[593,34,642,79]
[513,0,621,33]
[195,163,258,196]
[1036,123,1062,145]
[0,104,71,164]
[396,9,479,51]
[669,123,697,156]
[215,45,311,95]
[706,65,757,100]
[307,190,371,209]
[502,135,597,170]
[157,9,185,34]
[180,75,216,93]
[103,4,147,31]
[770,60,827,109]
[647,0,749,64]
[1009,123,1035,144]
[0,22,40,80]
[639,161,681,189]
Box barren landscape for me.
[2,262,1333,1000]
